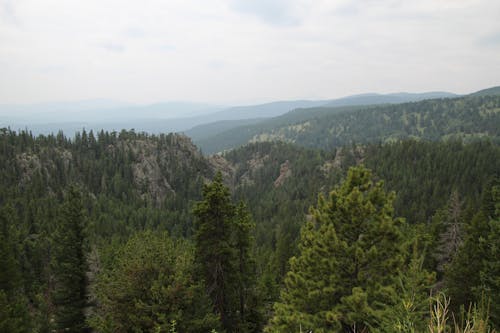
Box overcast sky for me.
[1,0,499,105]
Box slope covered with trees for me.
[1,125,499,332]
[195,94,500,154]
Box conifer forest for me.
[1,91,500,333]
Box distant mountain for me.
[0,100,328,136]
[323,92,458,107]
[0,100,222,123]
[184,118,265,142]
[207,100,330,120]
[469,86,500,97]
[194,94,500,154]
[1,91,460,136]
[184,91,458,144]
[0,99,133,115]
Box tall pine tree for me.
[267,166,406,333]
[52,186,88,332]
[193,172,237,331]
[193,173,262,333]
[479,182,500,328]
[0,205,30,333]
[444,178,498,313]
[234,202,262,333]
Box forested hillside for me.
[195,95,500,154]
[1,127,499,332]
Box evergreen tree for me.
[267,166,406,333]
[193,172,237,331]
[0,205,30,333]
[234,202,262,333]
[52,186,88,332]
[444,179,498,313]
[431,190,467,289]
[381,243,435,332]
[91,231,218,333]
[479,183,500,328]
[435,190,463,275]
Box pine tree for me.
[52,186,88,332]
[266,166,406,333]
[381,243,435,332]
[90,231,219,333]
[193,172,237,331]
[234,202,262,333]
[444,179,498,313]
[435,190,463,275]
[479,183,500,328]
[0,205,30,333]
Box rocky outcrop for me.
[16,148,73,189]
[133,150,174,205]
[208,154,235,185]
[238,152,269,187]
[274,160,292,188]
[320,146,365,175]
[16,153,42,186]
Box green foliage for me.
[0,205,31,332]
[0,290,30,333]
[193,172,237,330]
[91,231,218,333]
[1,126,499,331]
[193,173,263,333]
[234,202,263,333]
[52,186,88,332]
[267,166,407,332]
[197,95,500,153]
[479,183,500,328]
[364,140,500,224]
[381,246,436,332]
[444,179,499,316]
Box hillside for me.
[469,85,500,97]
[185,91,457,145]
[2,126,500,331]
[195,95,500,153]
[322,91,457,107]
[183,118,265,141]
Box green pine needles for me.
[193,172,262,333]
[267,166,407,333]
[52,186,88,332]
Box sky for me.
[0,0,499,105]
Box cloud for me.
[0,0,499,104]
[0,0,19,25]
[156,44,176,52]
[333,1,360,17]
[123,27,146,39]
[97,42,126,53]
[37,65,66,74]
[228,0,302,26]
[478,32,500,48]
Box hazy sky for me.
[1,0,499,105]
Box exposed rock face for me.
[208,154,235,186]
[16,153,42,186]
[133,150,174,205]
[320,148,344,174]
[16,148,73,189]
[238,152,269,187]
[320,146,365,175]
[274,160,292,188]
[127,135,213,205]
[13,132,237,205]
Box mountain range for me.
[1,91,460,137]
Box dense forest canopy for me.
[0,120,499,332]
[196,94,500,154]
